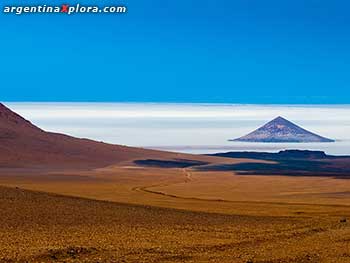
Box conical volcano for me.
[231,116,334,143]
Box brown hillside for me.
[0,103,174,169]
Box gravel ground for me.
[0,186,350,263]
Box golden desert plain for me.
[0,103,350,263]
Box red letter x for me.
[61,4,69,12]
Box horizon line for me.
[4,101,350,106]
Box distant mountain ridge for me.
[231,116,334,143]
[210,150,342,160]
[205,149,350,177]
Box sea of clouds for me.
[7,103,350,155]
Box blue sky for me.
[1,0,350,103]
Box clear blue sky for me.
[1,0,350,103]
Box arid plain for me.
[1,103,350,262]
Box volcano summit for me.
[231,116,334,143]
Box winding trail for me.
[131,168,200,200]
[131,168,350,208]
[183,168,193,183]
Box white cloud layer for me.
[6,103,350,155]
